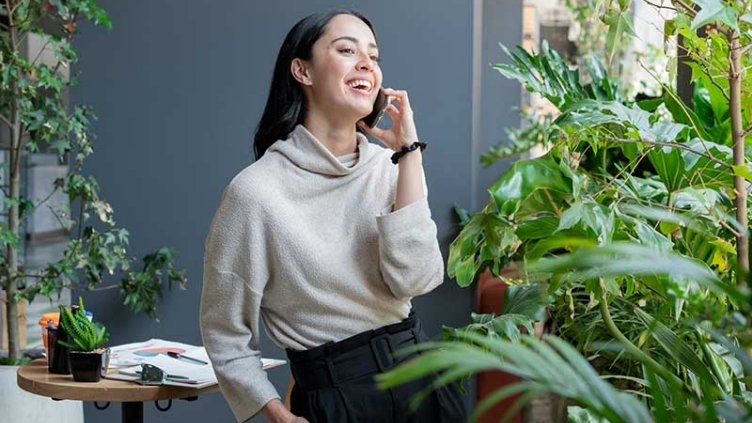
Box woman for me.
[200,9,466,423]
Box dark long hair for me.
[253,10,375,160]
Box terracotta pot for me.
[476,268,523,423]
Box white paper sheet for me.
[105,338,286,389]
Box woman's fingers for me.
[385,103,400,118]
[358,120,398,149]
[358,88,416,150]
[358,120,386,138]
[365,124,390,142]
[381,88,411,111]
[357,120,372,134]
[381,88,406,102]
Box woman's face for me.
[295,14,382,121]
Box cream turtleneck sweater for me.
[199,124,444,422]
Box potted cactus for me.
[58,297,110,382]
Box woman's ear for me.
[291,58,313,86]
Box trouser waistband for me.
[285,311,420,390]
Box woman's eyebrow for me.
[330,36,378,50]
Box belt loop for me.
[325,358,338,387]
[409,318,422,355]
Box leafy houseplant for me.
[1,0,187,365]
[58,296,108,352]
[378,0,752,421]
[58,296,108,382]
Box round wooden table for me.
[17,359,220,423]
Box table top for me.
[17,360,220,402]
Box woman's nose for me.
[357,55,375,71]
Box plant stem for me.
[673,0,697,18]
[543,189,562,216]
[643,0,677,12]
[607,136,730,168]
[728,32,749,288]
[599,293,683,387]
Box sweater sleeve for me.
[199,183,280,423]
[376,193,445,300]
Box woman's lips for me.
[347,84,372,97]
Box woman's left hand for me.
[358,87,419,151]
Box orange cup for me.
[38,312,60,349]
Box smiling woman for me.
[252,11,381,160]
[199,8,467,423]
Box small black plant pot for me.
[68,348,110,382]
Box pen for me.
[167,351,208,365]
[133,370,190,380]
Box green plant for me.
[58,296,108,352]
[380,332,654,423]
[1,0,187,364]
[378,0,752,420]
[565,0,635,68]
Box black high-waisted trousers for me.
[285,310,467,422]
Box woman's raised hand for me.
[358,87,420,151]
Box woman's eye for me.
[338,48,379,63]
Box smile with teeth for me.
[347,79,372,93]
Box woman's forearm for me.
[358,87,426,211]
[393,149,424,210]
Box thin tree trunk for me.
[729,33,749,286]
[729,29,752,367]
[5,85,20,362]
[4,0,21,361]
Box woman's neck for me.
[303,111,359,157]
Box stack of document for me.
[106,338,286,389]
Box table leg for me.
[122,401,144,423]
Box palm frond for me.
[376,333,652,423]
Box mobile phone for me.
[362,88,389,128]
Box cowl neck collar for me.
[266,124,378,177]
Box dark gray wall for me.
[72,1,520,421]
[475,0,524,210]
